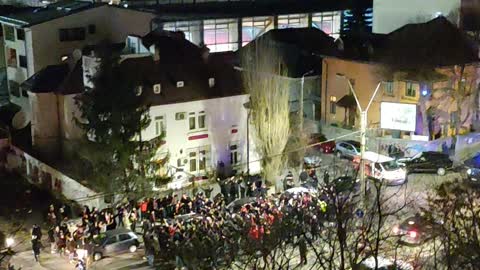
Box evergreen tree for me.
[76,48,162,197]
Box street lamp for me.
[300,70,315,130]
[336,74,382,204]
[243,99,251,177]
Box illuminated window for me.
[312,11,342,39]
[163,21,201,44]
[330,96,337,114]
[7,48,17,67]
[204,19,239,52]
[241,16,274,46]
[278,14,308,29]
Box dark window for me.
[0,26,3,38]
[105,236,118,245]
[330,101,336,114]
[384,81,394,95]
[118,234,131,241]
[405,82,417,97]
[16,29,24,40]
[4,26,14,41]
[88,24,96,34]
[59,27,86,42]
[19,55,27,68]
[21,87,28,97]
[9,80,20,97]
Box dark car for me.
[392,215,441,246]
[93,228,139,261]
[464,153,480,185]
[404,151,453,176]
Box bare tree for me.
[241,41,291,190]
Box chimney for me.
[200,43,210,63]
[154,45,160,62]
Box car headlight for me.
[467,168,472,175]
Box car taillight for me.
[408,230,417,238]
[392,226,399,234]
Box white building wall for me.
[372,0,461,33]
[58,94,84,141]
[142,95,261,176]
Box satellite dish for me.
[12,110,30,130]
[72,49,82,62]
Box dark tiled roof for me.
[240,27,338,77]
[337,17,479,68]
[119,33,242,106]
[379,16,479,69]
[0,1,102,27]
[119,55,242,106]
[21,61,83,94]
[22,64,70,93]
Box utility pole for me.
[336,75,382,206]
[300,70,314,130]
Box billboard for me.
[380,102,417,132]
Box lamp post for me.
[243,99,251,177]
[336,75,382,205]
[300,70,315,130]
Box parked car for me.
[353,152,406,186]
[310,133,336,154]
[392,214,441,246]
[335,140,361,159]
[93,228,139,261]
[404,151,453,176]
[464,153,480,185]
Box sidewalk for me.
[8,250,75,270]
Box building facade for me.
[0,2,155,114]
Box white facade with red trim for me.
[143,94,261,177]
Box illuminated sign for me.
[380,102,417,132]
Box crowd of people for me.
[31,171,331,269]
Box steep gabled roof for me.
[240,27,337,77]
[380,16,479,69]
[22,64,70,93]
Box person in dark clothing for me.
[298,234,308,265]
[32,224,42,242]
[48,226,56,253]
[144,233,156,267]
[32,236,41,262]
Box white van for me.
[353,151,406,186]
